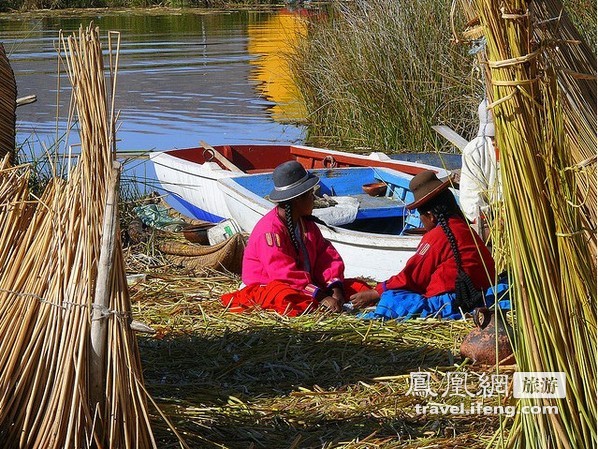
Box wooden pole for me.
[89,160,121,411]
[200,140,243,173]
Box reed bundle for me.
[466,1,596,447]
[0,24,167,447]
[0,43,16,162]
[460,0,597,258]
[533,0,597,257]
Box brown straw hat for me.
[406,170,453,210]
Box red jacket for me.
[376,217,495,298]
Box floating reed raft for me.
[0,25,173,448]
[130,272,511,448]
[466,0,597,447]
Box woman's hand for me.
[349,289,380,309]
[319,295,343,312]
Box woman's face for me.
[292,188,315,217]
[419,211,437,231]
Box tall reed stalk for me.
[467,0,596,447]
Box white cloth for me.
[477,99,495,138]
[460,135,500,222]
[312,196,359,226]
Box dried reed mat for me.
[469,1,597,448]
[159,233,246,274]
[0,43,16,162]
[129,271,514,448]
[0,24,176,448]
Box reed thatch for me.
[461,0,597,447]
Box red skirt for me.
[221,279,371,316]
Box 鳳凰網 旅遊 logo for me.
[407,370,565,417]
[513,372,566,398]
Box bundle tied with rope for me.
[0,24,190,449]
[458,0,597,447]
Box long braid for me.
[421,191,484,313]
[435,207,462,270]
[284,202,300,254]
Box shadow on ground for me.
[140,324,453,398]
[140,321,468,448]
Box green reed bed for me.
[289,0,595,154]
[128,268,514,448]
[289,0,477,153]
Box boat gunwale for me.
[217,167,424,247]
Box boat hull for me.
[149,151,233,222]
[218,167,425,280]
[149,144,452,224]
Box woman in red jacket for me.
[350,170,497,320]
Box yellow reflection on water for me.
[248,9,308,124]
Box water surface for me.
[0,9,307,188]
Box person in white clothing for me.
[459,99,500,240]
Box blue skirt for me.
[359,280,511,321]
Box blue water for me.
[0,10,306,193]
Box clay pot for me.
[460,307,514,365]
[362,182,387,197]
[182,224,213,245]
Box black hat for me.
[269,161,319,203]
[406,170,453,210]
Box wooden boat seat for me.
[290,145,365,169]
[290,145,327,168]
[246,168,274,174]
[352,194,406,220]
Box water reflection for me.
[247,8,307,123]
[0,10,306,156]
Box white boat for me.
[149,144,451,223]
[217,166,443,281]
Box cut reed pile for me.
[0,24,172,447]
[465,0,596,447]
